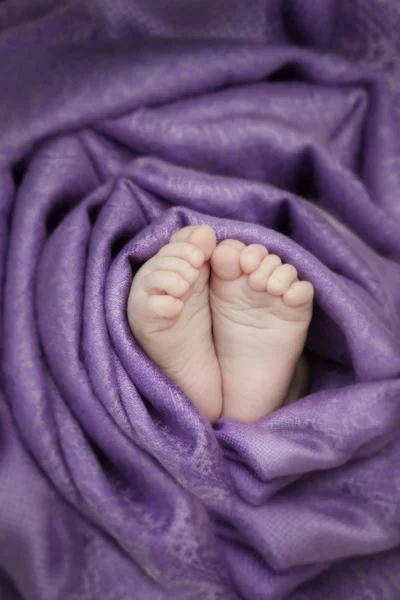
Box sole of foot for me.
[127,225,223,423]
[210,240,313,423]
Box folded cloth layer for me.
[1,1,400,599]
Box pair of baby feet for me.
[127,226,314,423]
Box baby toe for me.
[170,225,198,244]
[240,244,268,274]
[158,242,205,269]
[147,295,184,319]
[248,254,282,291]
[187,225,216,260]
[171,225,216,260]
[153,256,200,285]
[283,280,314,308]
[145,271,190,298]
[211,239,245,280]
[266,264,297,296]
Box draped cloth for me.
[1,1,400,598]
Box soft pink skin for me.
[127,225,223,423]
[210,239,313,423]
[128,226,314,424]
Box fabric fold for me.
[1,1,400,599]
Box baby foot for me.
[210,240,313,423]
[127,225,222,422]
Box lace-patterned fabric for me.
[0,1,400,599]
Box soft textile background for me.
[1,1,400,598]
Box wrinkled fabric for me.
[1,1,400,599]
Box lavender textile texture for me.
[1,0,400,598]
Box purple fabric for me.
[1,1,400,598]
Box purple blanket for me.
[1,1,400,598]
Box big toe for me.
[211,239,245,280]
[171,225,216,260]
